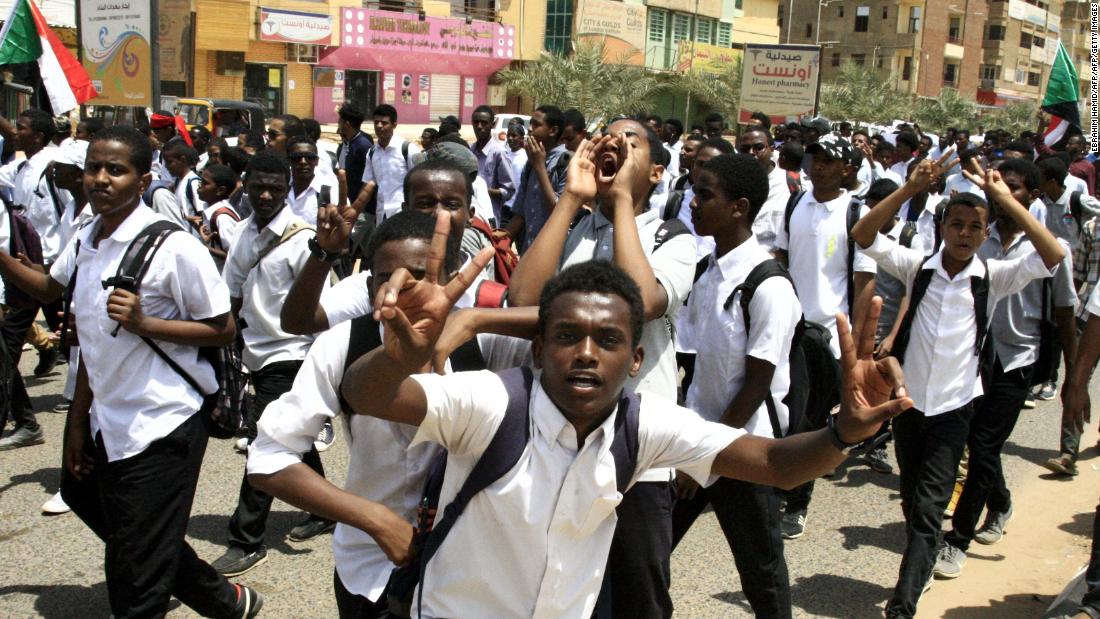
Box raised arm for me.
[851,149,956,250]
[507,138,601,307]
[609,135,671,321]
[968,167,1066,269]
[711,297,913,489]
[430,306,538,373]
[0,253,65,303]
[342,211,493,424]
[282,189,362,334]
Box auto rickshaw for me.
[174,98,266,138]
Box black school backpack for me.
[91,220,248,438]
[726,259,839,435]
[385,365,641,619]
[784,190,863,315]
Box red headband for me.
[149,113,193,147]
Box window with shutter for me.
[649,9,667,43]
[672,13,691,43]
[717,22,732,47]
[695,17,715,44]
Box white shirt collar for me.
[713,235,764,280]
[924,248,986,281]
[258,204,296,236]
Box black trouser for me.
[672,477,792,619]
[1080,502,1100,617]
[946,360,1032,551]
[228,360,326,551]
[603,480,675,619]
[886,403,973,618]
[0,304,39,431]
[60,413,239,618]
[334,569,391,619]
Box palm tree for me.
[496,41,666,126]
[818,62,912,125]
[912,88,977,134]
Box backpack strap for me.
[418,366,535,570]
[448,337,488,372]
[652,218,689,253]
[609,390,641,493]
[1070,191,1084,230]
[102,220,181,297]
[473,279,508,308]
[889,257,934,365]
[970,271,991,371]
[846,197,863,316]
[36,168,64,219]
[898,221,917,249]
[661,189,685,221]
[782,190,807,236]
[724,259,797,438]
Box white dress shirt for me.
[247,316,531,602]
[890,157,915,182]
[685,236,801,437]
[1066,174,1089,196]
[201,199,241,251]
[174,170,203,220]
[408,369,744,619]
[223,206,320,370]
[774,190,877,357]
[361,136,419,220]
[49,205,230,461]
[504,147,527,211]
[319,266,478,329]
[287,175,329,225]
[0,147,70,262]
[753,165,794,251]
[861,233,1054,415]
[898,196,941,256]
[944,172,982,198]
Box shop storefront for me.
[313,9,515,124]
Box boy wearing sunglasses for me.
[738,126,792,252]
[286,136,333,225]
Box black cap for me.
[806,135,857,164]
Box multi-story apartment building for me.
[975,0,1066,107]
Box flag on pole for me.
[1041,40,1081,148]
[0,0,96,114]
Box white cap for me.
[54,139,88,169]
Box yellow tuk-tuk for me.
[174,99,267,138]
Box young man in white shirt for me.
[286,136,331,226]
[247,211,529,618]
[773,134,878,538]
[161,140,203,238]
[196,163,241,267]
[738,127,793,252]
[933,158,1078,579]
[0,109,69,446]
[0,126,261,617]
[342,249,913,619]
[889,132,921,182]
[673,153,800,618]
[851,156,1066,619]
[349,104,418,226]
[213,151,333,577]
[508,126,696,618]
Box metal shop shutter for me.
[429,74,461,120]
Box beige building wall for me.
[499,0,548,60]
[733,0,780,44]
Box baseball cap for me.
[800,116,831,136]
[427,141,478,180]
[54,139,88,168]
[806,134,857,164]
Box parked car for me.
[493,113,530,143]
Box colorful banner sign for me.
[259,7,333,44]
[340,8,514,60]
[574,0,646,65]
[79,0,154,106]
[1008,0,1059,33]
[676,42,740,75]
[738,43,821,124]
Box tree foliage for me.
[984,100,1039,135]
[912,88,978,134]
[496,41,665,125]
[660,56,743,123]
[818,62,912,126]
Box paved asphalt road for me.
[0,346,1093,618]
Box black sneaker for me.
[287,515,336,542]
[232,584,264,618]
[211,546,267,577]
[33,346,60,377]
[864,445,894,474]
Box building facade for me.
[781,0,1071,109]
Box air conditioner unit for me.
[287,44,319,64]
[216,51,246,76]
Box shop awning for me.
[320,8,514,76]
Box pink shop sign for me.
[339,9,515,60]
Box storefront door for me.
[344,71,378,118]
[244,63,285,118]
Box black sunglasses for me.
[288,153,319,161]
[738,142,768,153]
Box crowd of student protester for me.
[1,99,1099,619]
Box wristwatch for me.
[308,237,340,263]
[826,413,861,455]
